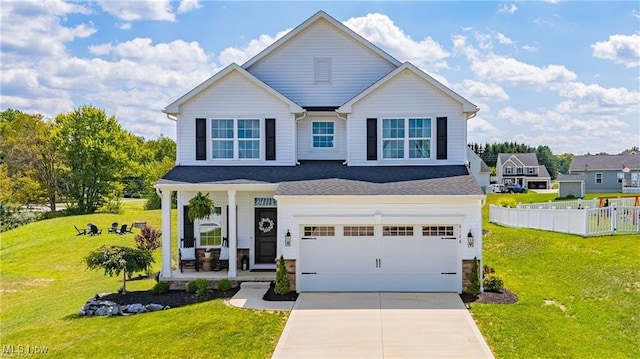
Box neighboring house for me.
[156,11,484,293]
[496,153,551,189]
[557,174,585,198]
[569,154,640,193]
[467,147,491,192]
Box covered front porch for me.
[155,181,282,281]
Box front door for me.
[255,208,277,264]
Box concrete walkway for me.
[229,282,295,311]
[272,292,494,359]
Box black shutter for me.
[183,205,194,239]
[195,118,206,160]
[436,117,447,160]
[366,118,377,161]
[265,118,276,161]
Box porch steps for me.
[240,281,271,289]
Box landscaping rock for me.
[78,295,167,316]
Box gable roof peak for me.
[242,10,401,70]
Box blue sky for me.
[1,1,638,155]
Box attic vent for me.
[314,57,331,83]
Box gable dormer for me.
[243,11,400,107]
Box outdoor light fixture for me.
[467,230,474,247]
[285,230,292,247]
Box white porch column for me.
[160,189,172,278]
[227,190,237,277]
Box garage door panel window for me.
[304,226,335,237]
[383,226,413,236]
[422,226,454,237]
[343,226,374,236]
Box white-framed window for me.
[505,167,513,174]
[527,167,536,174]
[211,118,260,159]
[383,226,414,236]
[382,118,432,159]
[517,167,523,174]
[312,121,334,148]
[617,172,624,183]
[199,207,223,247]
[595,172,603,184]
[344,226,374,236]
[304,226,335,236]
[422,225,454,237]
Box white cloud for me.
[458,80,509,101]
[178,0,201,14]
[118,22,132,30]
[471,56,577,85]
[591,34,640,68]
[633,10,640,19]
[497,4,518,14]
[218,30,290,66]
[521,45,538,52]
[97,0,175,22]
[344,13,449,68]
[495,32,514,45]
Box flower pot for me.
[204,252,212,258]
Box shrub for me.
[187,279,209,296]
[466,257,481,295]
[217,278,232,291]
[483,274,504,292]
[144,193,162,210]
[274,255,291,295]
[153,281,170,294]
[496,198,518,208]
[134,225,162,252]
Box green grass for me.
[0,201,287,358]
[475,192,640,358]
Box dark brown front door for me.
[255,208,277,264]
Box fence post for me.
[611,203,617,235]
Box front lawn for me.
[0,203,287,359]
[474,193,640,358]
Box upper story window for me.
[517,167,523,174]
[211,119,260,159]
[312,121,334,148]
[505,167,513,174]
[527,167,536,174]
[382,118,431,159]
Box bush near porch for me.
[473,192,640,358]
[0,200,287,359]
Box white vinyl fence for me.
[490,203,640,237]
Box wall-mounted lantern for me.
[467,230,474,247]
[285,230,292,247]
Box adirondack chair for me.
[74,225,87,236]
[107,222,118,233]
[88,224,102,236]
[179,237,199,272]
[116,224,129,235]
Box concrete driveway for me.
[272,292,494,359]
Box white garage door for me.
[298,225,460,292]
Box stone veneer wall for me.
[462,259,482,292]
[283,259,296,291]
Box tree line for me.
[0,106,175,219]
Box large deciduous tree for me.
[54,105,135,213]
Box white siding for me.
[347,70,467,166]
[176,72,296,166]
[245,19,397,106]
[296,116,347,160]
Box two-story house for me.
[496,153,551,189]
[156,11,485,293]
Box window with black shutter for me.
[195,118,206,160]
[265,118,276,160]
[366,118,377,160]
[436,117,447,160]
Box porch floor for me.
[162,269,275,282]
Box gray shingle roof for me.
[557,174,584,182]
[570,154,640,171]
[498,153,540,166]
[159,161,483,196]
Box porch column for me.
[228,190,237,277]
[160,189,172,278]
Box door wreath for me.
[258,217,275,233]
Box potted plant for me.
[188,192,215,222]
[204,248,212,258]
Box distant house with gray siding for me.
[569,154,640,193]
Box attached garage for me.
[297,224,461,292]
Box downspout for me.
[294,111,308,165]
[335,111,349,165]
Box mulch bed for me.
[460,288,518,304]
[262,282,299,301]
[100,287,240,308]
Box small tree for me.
[274,255,291,295]
[187,192,215,222]
[467,257,481,295]
[85,245,154,295]
[134,225,162,252]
